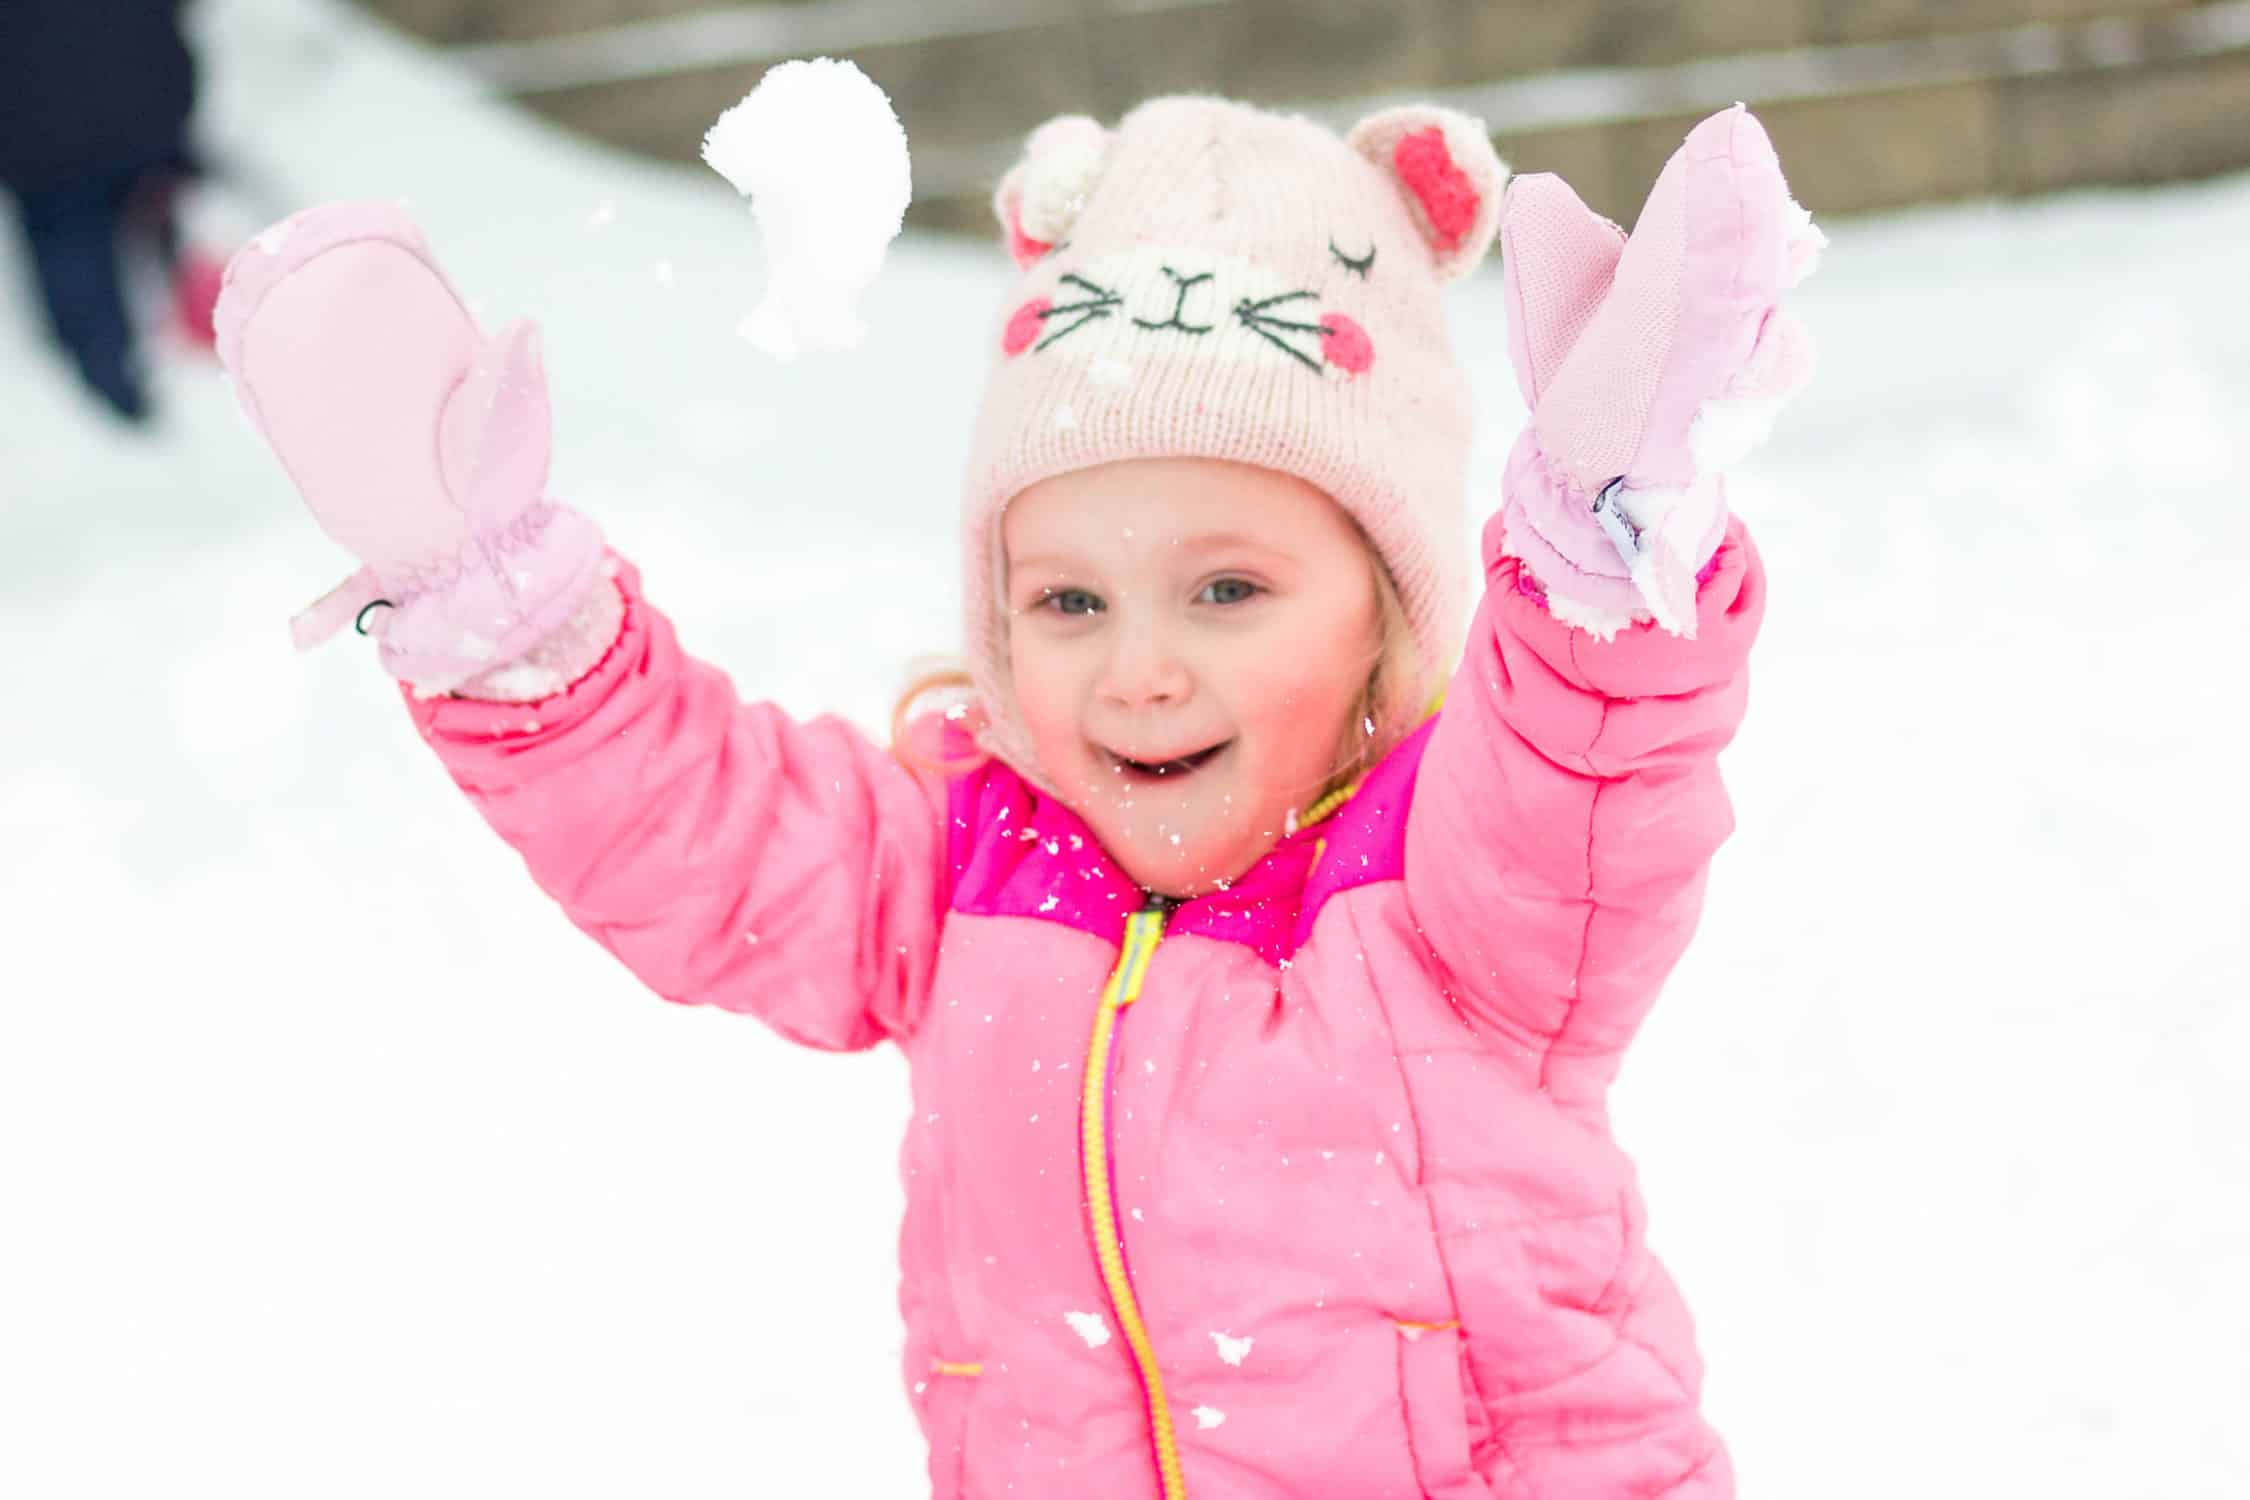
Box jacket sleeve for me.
[1404,511,1765,1106]
[401,553,950,1052]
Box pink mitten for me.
[1498,104,1821,638]
[215,201,607,694]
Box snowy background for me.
[3,0,2245,1494]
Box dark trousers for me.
[7,162,179,422]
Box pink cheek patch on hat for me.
[1002,297,1051,356]
[1320,312,1374,375]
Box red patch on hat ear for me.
[1394,127,1480,252]
[1005,203,1053,270]
[1348,107,1505,282]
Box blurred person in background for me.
[1,0,211,425]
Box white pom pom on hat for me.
[1008,116,1110,249]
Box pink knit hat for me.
[960,95,1507,785]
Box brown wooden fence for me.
[361,0,2250,230]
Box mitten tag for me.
[1591,477,1643,566]
[290,564,390,651]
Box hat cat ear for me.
[992,115,1112,269]
[1347,106,1508,283]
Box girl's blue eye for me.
[1199,577,1260,605]
[1047,588,1103,616]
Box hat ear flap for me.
[1347,106,1507,283]
[992,115,1112,270]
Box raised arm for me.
[213,200,947,1052]
[406,555,949,1051]
[1407,517,1762,1106]
[1405,106,1816,1107]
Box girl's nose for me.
[1097,628,1192,709]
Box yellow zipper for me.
[1079,905,1184,1500]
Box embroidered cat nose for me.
[1135,266,1217,334]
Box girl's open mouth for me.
[1109,741,1231,782]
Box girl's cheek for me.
[1016,654,1096,759]
[1235,647,1344,720]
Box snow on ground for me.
[2,0,2244,1495]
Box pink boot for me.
[1499,104,1821,637]
[172,246,225,351]
[215,201,606,694]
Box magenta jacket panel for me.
[403,517,1765,1500]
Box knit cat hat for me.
[960,95,1507,787]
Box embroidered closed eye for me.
[1329,238,1376,278]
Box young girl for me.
[216,95,1817,1500]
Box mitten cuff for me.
[1496,428,1727,640]
[431,552,627,703]
[370,500,608,695]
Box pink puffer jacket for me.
[404,510,1765,1500]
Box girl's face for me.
[1003,457,1382,899]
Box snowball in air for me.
[701,58,911,361]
